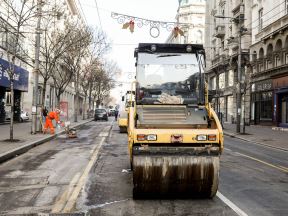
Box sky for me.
[78,0,179,104]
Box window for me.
[210,77,216,90]
[219,73,225,89]
[228,70,234,86]
[5,92,11,105]
[286,0,288,14]
[260,92,272,120]
[259,8,263,31]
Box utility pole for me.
[214,11,246,134]
[236,27,242,133]
[32,0,42,134]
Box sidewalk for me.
[0,117,93,163]
[223,123,288,151]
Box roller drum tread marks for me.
[132,155,219,199]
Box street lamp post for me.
[32,0,42,134]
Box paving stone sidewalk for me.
[0,117,93,163]
[223,123,288,151]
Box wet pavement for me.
[0,118,287,215]
[0,119,112,214]
[79,124,237,216]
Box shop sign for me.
[254,80,272,92]
[60,101,68,120]
[0,58,29,91]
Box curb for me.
[0,119,93,164]
[224,131,288,152]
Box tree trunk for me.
[83,95,86,120]
[56,93,61,108]
[88,83,92,111]
[74,71,79,122]
[92,99,96,110]
[74,91,78,122]
[42,78,47,108]
[10,80,14,141]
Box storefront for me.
[251,80,273,125]
[273,75,288,127]
[0,58,29,123]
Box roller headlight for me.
[146,134,157,141]
[196,135,207,141]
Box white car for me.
[20,111,29,122]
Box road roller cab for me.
[128,43,223,198]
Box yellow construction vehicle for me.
[118,91,135,133]
[128,43,223,198]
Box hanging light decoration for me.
[173,26,184,38]
[122,20,135,33]
[111,12,195,38]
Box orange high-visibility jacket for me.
[47,111,60,122]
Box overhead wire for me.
[93,0,103,29]
[77,0,88,24]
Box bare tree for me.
[51,23,92,115]
[1,0,38,140]
[89,60,119,109]
[78,28,110,119]
[79,64,91,120]
[61,26,93,122]
[37,3,71,108]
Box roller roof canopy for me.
[135,43,205,56]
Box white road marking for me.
[52,136,106,213]
[99,132,109,137]
[62,137,106,213]
[217,191,249,216]
[85,199,129,209]
[51,173,81,213]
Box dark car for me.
[94,108,108,121]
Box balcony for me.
[232,2,244,22]
[255,14,288,42]
[213,25,225,38]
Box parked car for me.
[109,109,116,116]
[20,111,29,122]
[94,108,108,121]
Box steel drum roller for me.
[132,147,219,198]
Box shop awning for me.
[0,58,29,92]
[275,88,288,94]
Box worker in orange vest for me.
[43,108,61,134]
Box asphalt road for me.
[0,119,287,215]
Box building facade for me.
[167,0,206,44]
[205,0,252,124]
[249,0,288,127]
[0,0,88,123]
[0,4,31,122]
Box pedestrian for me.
[114,109,119,121]
[42,106,48,124]
[43,108,61,135]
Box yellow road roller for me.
[118,91,135,133]
[127,43,224,198]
